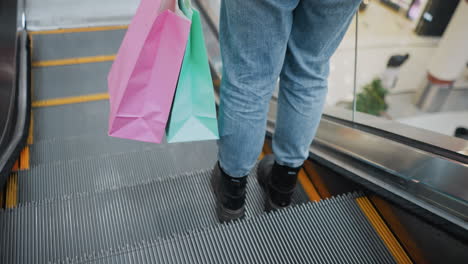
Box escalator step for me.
[30,134,162,165]
[31,28,126,62]
[33,100,109,141]
[62,192,396,264]
[0,168,308,264]
[18,141,218,203]
[32,61,110,101]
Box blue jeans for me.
[218,0,360,177]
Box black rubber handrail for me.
[323,113,468,164]
[0,0,30,189]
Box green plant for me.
[355,78,388,116]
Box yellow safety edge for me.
[32,93,109,108]
[29,25,128,35]
[19,146,30,170]
[28,111,34,145]
[5,173,18,209]
[32,54,116,67]
[356,196,412,264]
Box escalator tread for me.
[30,28,125,62]
[32,61,110,101]
[1,168,308,264]
[19,140,218,202]
[33,100,109,141]
[29,134,163,165]
[62,192,396,264]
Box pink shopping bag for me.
[108,0,191,143]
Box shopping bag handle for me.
[178,0,193,19]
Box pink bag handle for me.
[159,0,185,17]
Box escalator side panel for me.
[370,195,468,264]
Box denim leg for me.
[273,0,361,167]
[218,0,299,177]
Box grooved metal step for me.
[60,193,395,264]
[33,100,109,141]
[31,29,126,62]
[32,61,110,101]
[1,169,308,264]
[19,140,218,203]
[29,134,211,166]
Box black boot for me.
[257,154,301,211]
[211,162,247,222]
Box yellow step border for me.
[29,25,129,35]
[297,169,321,202]
[258,151,265,161]
[370,195,427,263]
[5,173,18,209]
[19,146,30,170]
[12,160,20,172]
[356,196,412,264]
[303,161,332,199]
[28,111,34,145]
[32,54,116,67]
[32,93,109,108]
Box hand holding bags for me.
[108,0,219,144]
[107,0,191,143]
[166,0,219,143]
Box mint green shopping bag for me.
[166,0,219,143]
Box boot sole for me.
[210,171,245,223]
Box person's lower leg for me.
[213,0,295,221]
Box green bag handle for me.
[178,0,193,19]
